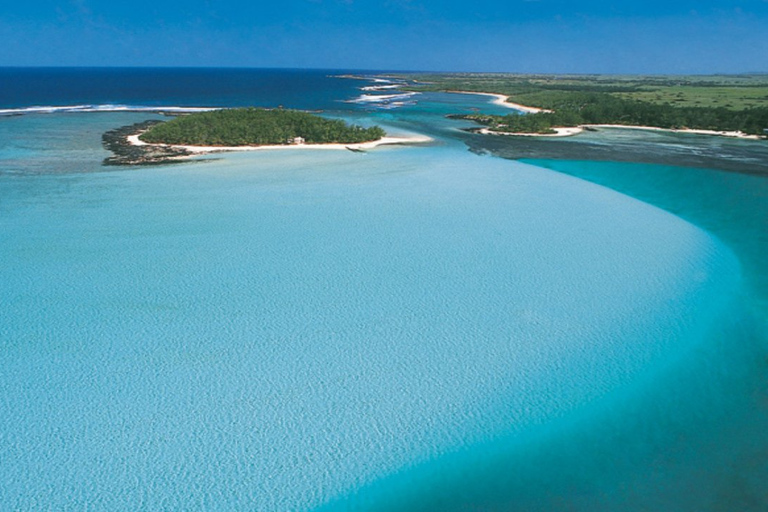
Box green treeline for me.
[139,108,386,146]
[451,92,768,135]
[403,73,768,135]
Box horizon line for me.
[1,66,767,77]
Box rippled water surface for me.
[1,70,766,511]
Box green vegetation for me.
[450,92,768,135]
[397,73,768,136]
[449,111,584,135]
[139,108,385,146]
[616,85,768,110]
[401,73,768,110]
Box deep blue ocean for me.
[1,69,766,511]
[0,68,367,110]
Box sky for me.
[1,0,767,73]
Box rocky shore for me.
[102,121,194,166]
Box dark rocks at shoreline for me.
[102,120,194,166]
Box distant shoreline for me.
[445,91,763,140]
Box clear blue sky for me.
[2,0,767,73]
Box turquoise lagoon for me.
[1,78,767,510]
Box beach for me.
[586,124,763,139]
[476,126,585,137]
[444,90,552,114]
[126,131,433,156]
[474,123,762,139]
[440,90,763,140]
[447,89,737,138]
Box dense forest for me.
[449,92,768,135]
[139,108,386,146]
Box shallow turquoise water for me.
[524,159,768,318]
[1,86,766,510]
[1,112,760,510]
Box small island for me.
[104,108,431,166]
[139,107,385,146]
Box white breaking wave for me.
[361,85,402,91]
[346,92,420,105]
[0,105,221,116]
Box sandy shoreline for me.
[477,127,584,138]
[585,124,763,140]
[476,124,762,140]
[443,91,763,140]
[126,132,433,155]
[444,90,552,114]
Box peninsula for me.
[398,73,768,138]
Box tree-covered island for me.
[102,108,390,166]
[139,107,386,146]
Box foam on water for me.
[0,130,750,510]
[345,92,421,109]
[0,105,221,116]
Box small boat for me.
[346,146,367,153]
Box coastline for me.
[586,124,763,140]
[443,90,552,114]
[105,109,433,166]
[125,131,432,157]
[476,127,584,138]
[440,91,764,140]
[473,124,762,140]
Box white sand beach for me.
[477,127,584,137]
[126,132,433,155]
[586,124,762,140]
[477,124,762,139]
[445,91,552,114]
